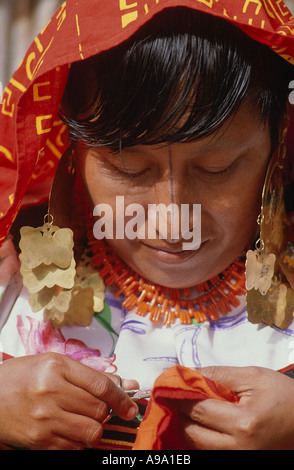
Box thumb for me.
[193,365,255,394]
[103,372,140,391]
[122,378,140,391]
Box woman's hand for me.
[175,366,294,450]
[0,352,139,450]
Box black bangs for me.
[60,7,293,151]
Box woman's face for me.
[78,102,272,288]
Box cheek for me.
[78,150,152,213]
[78,152,119,207]
[202,170,265,239]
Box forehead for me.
[124,100,268,157]
[194,101,267,152]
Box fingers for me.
[57,382,110,422]
[60,376,140,423]
[63,358,139,421]
[168,398,245,450]
[21,402,104,450]
[0,353,139,450]
[177,412,235,450]
[98,379,139,421]
[122,378,140,390]
[111,373,123,388]
[53,412,105,449]
[175,397,272,450]
[35,435,86,451]
[172,397,241,434]
[106,372,140,391]
[193,365,262,394]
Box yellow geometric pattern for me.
[118,0,294,64]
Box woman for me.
[0,0,294,450]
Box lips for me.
[141,242,189,253]
[140,240,204,264]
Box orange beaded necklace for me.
[87,229,246,327]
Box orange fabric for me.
[0,0,294,246]
[133,365,239,450]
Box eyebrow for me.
[195,140,252,155]
[195,128,258,154]
[118,120,262,158]
[197,116,266,154]
[121,139,255,159]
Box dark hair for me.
[60,7,293,151]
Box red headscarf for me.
[0,0,294,247]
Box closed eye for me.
[195,155,241,179]
[99,154,151,179]
[112,166,151,178]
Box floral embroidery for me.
[17,315,116,372]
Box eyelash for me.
[196,159,238,179]
[113,166,234,182]
[112,166,151,179]
[101,157,151,179]
[198,166,232,178]
[102,155,239,180]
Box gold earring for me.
[19,147,77,317]
[19,146,105,327]
[245,137,294,330]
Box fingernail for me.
[127,404,139,420]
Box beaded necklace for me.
[87,230,246,327]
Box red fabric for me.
[134,363,294,450]
[0,0,294,246]
[133,365,239,450]
[0,352,14,362]
[278,363,294,374]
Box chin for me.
[130,259,206,289]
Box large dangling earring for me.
[19,146,105,327]
[245,132,294,330]
[19,147,77,317]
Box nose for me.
[149,176,181,242]
[148,168,198,246]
